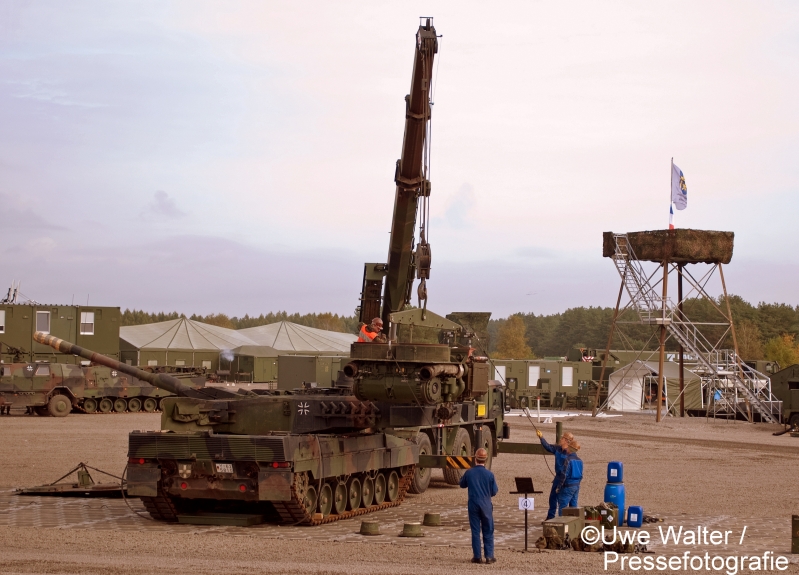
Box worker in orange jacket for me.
[358,317,386,343]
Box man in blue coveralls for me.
[537,429,582,520]
[459,447,498,564]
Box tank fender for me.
[258,470,293,501]
[127,467,160,497]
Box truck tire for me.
[790,413,799,429]
[408,433,432,494]
[477,427,493,470]
[443,428,472,485]
[47,394,72,417]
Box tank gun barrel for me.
[33,332,243,399]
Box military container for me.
[277,355,344,390]
[0,304,120,364]
[769,364,799,427]
[493,359,592,409]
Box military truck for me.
[492,358,593,409]
[0,362,205,416]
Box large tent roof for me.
[120,318,256,351]
[238,321,356,352]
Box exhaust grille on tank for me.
[128,433,285,461]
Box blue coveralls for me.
[459,465,499,560]
[540,437,581,519]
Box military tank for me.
[31,18,542,524]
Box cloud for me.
[433,183,476,228]
[144,190,186,219]
[0,194,67,230]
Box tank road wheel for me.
[303,485,318,516]
[318,483,333,517]
[373,473,386,505]
[386,470,400,502]
[333,482,348,515]
[113,398,128,413]
[98,398,113,413]
[128,397,142,413]
[361,476,375,507]
[82,398,98,413]
[478,427,494,470]
[443,428,472,485]
[346,477,362,510]
[48,394,72,417]
[143,398,158,413]
[409,433,432,494]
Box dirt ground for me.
[1,411,798,574]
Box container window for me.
[528,365,540,387]
[80,311,95,335]
[493,365,505,382]
[175,360,185,366]
[2,366,10,377]
[202,360,212,369]
[562,366,574,387]
[35,365,50,376]
[147,360,158,366]
[36,311,50,334]
[0,310,5,333]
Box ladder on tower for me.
[610,233,780,423]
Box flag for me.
[671,162,687,210]
[669,204,674,230]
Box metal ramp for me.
[610,233,781,423]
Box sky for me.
[1,1,798,318]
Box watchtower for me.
[593,229,781,423]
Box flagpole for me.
[670,157,674,230]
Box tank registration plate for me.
[215,463,234,474]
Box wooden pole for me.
[593,278,625,416]
[719,263,749,422]
[656,262,669,423]
[678,264,685,418]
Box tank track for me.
[141,488,180,522]
[272,467,415,526]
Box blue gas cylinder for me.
[604,483,626,526]
[607,461,624,483]
[627,505,643,528]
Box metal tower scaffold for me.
[593,232,782,424]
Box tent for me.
[237,321,356,352]
[607,360,704,414]
[120,318,256,370]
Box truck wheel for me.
[47,394,72,417]
[790,413,799,429]
[478,427,493,470]
[443,428,472,485]
[408,433,432,494]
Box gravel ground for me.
[0,411,797,574]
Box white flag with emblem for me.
[671,162,687,210]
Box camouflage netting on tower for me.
[602,229,734,264]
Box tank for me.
[0,361,206,416]
[604,483,626,526]
[35,327,511,525]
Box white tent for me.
[237,321,356,352]
[607,360,704,413]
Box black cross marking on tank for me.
[298,402,310,415]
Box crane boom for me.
[359,18,438,330]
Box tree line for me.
[121,294,799,365]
